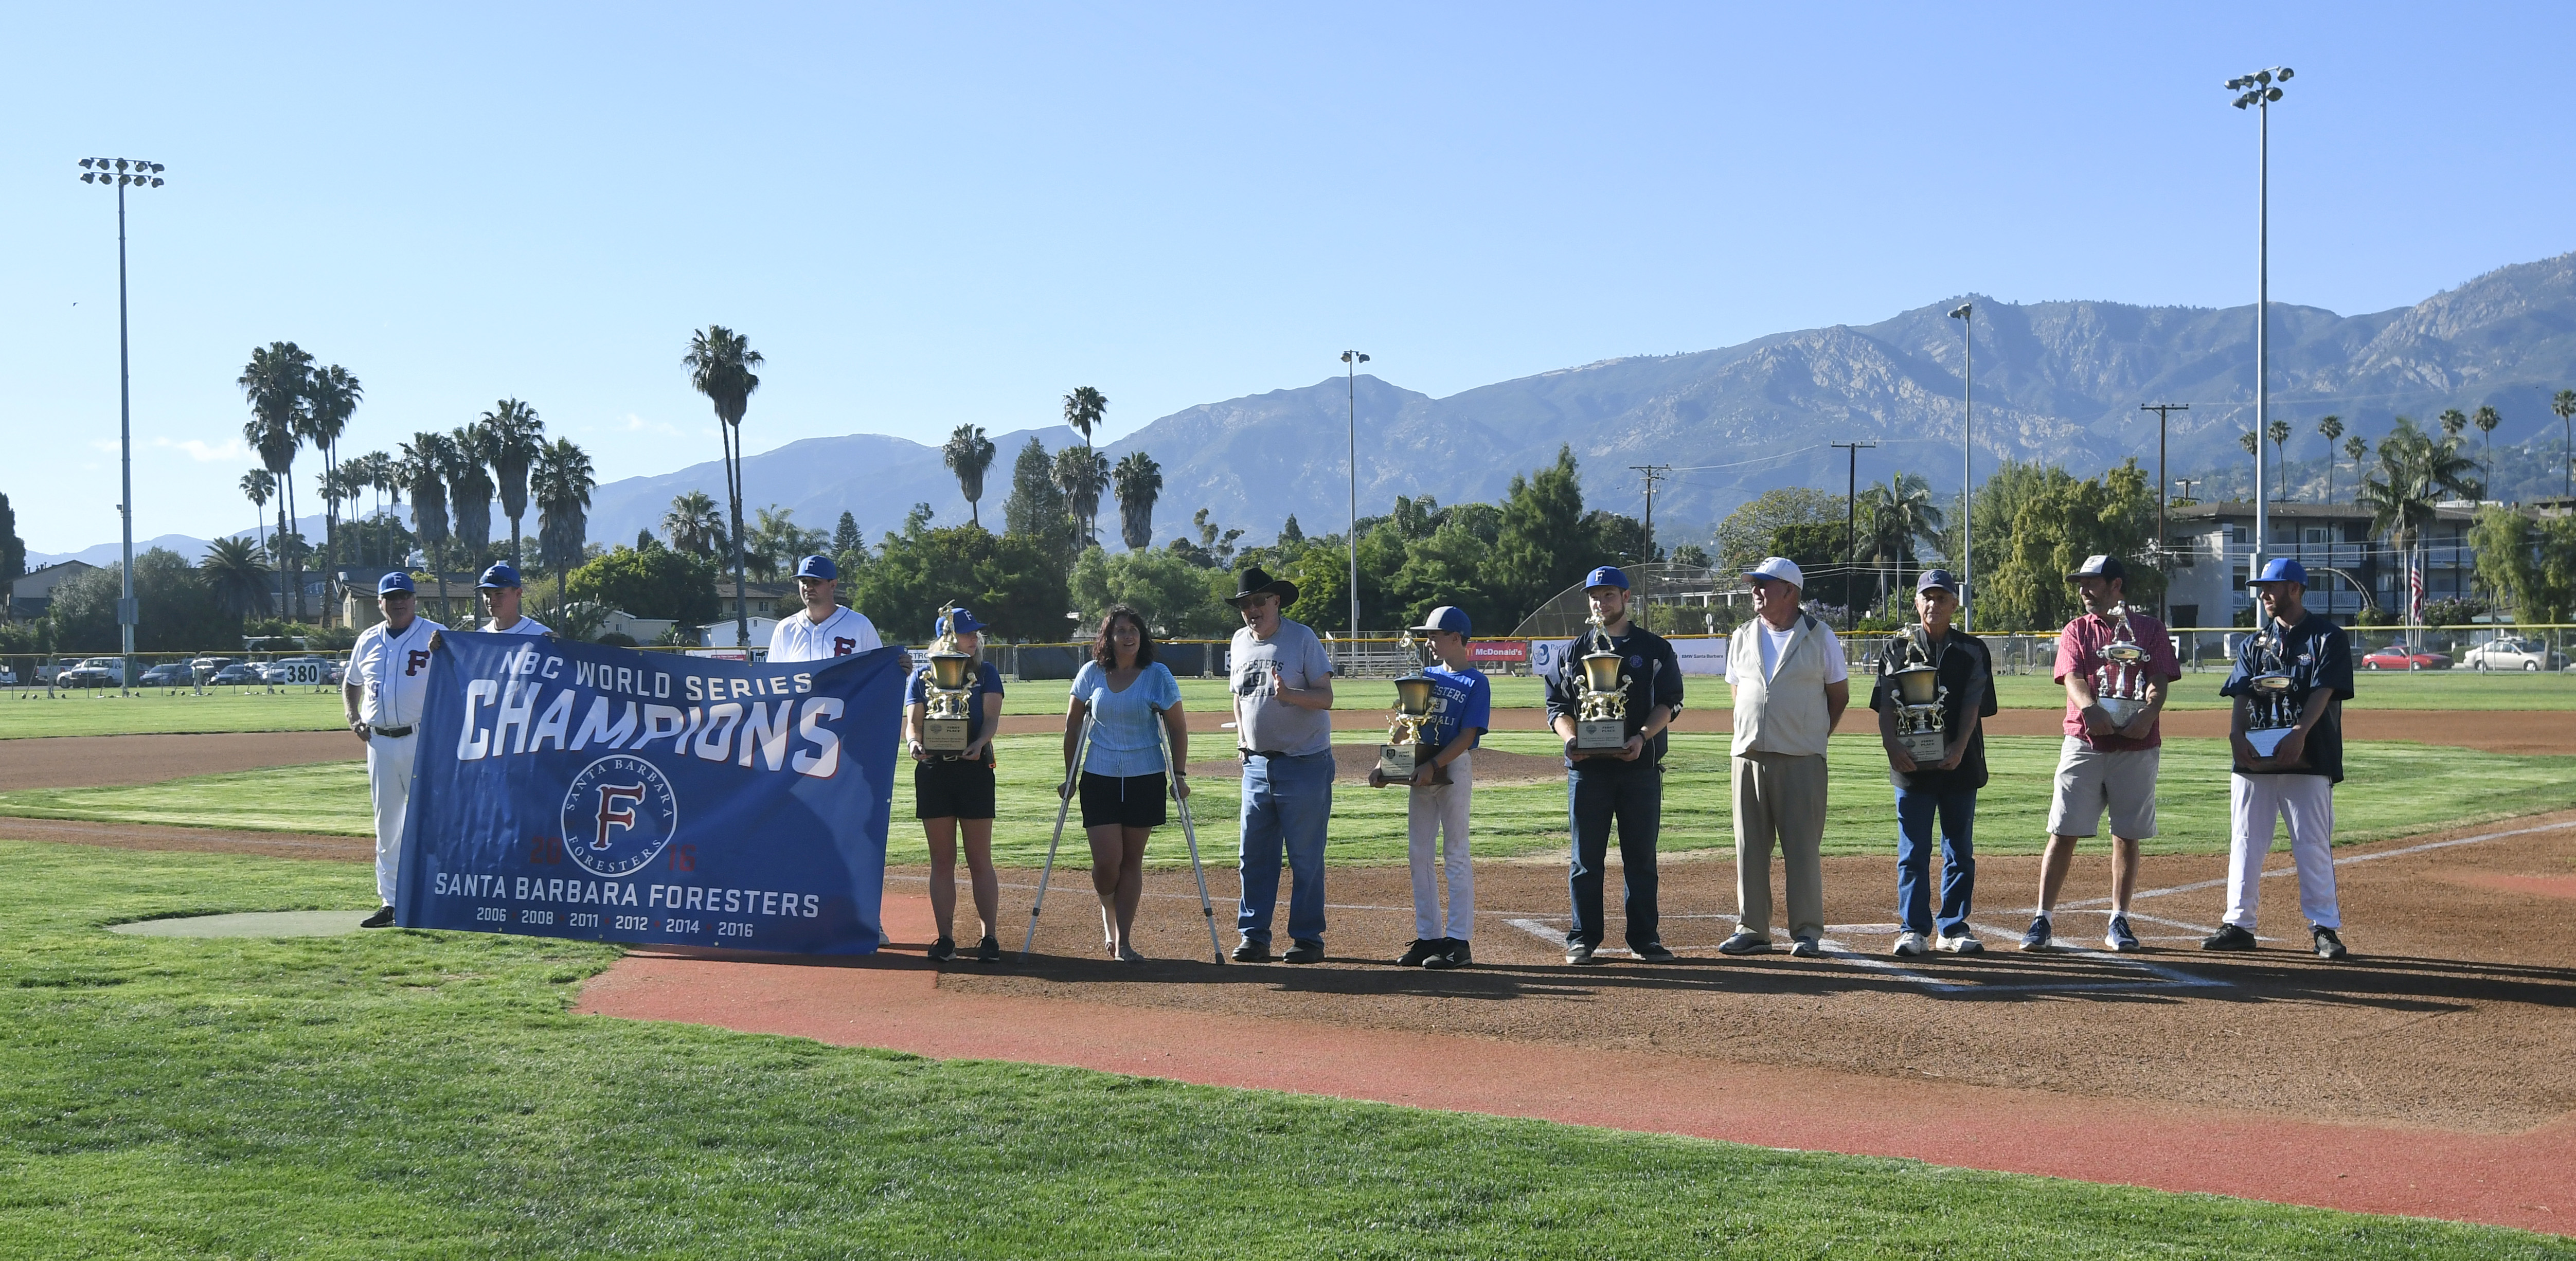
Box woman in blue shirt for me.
[1062,604,1187,962]
[905,608,1008,964]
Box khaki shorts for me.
[2046,737,2159,839]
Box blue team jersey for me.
[1416,664,1491,753]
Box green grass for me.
[3,840,2565,1259]
[10,732,2571,866]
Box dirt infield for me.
[0,731,359,790]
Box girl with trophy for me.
[905,606,1009,963]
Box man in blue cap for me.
[1369,605,1491,969]
[2204,557,2355,959]
[766,554,881,663]
[1868,569,1995,957]
[475,562,549,636]
[1544,565,1684,965]
[342,572,446,927]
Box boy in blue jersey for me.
[1369,606,1491,969]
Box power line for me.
[1629,463,1670,563]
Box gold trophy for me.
[1572,613,1630,753]
[920,613,975,755]
[2243,624,2298,759]
[2095,602,2154,729]
[1376,632,1436,783]
[1888,627,1948,765]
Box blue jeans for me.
[1237,750,1333,945]
[1893,783,1978,936]
[1567,765,1661,949]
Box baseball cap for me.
[794,554,837,582]
[2252,557,2309,587]
[1410,605,1472,640]
[2068,554,2127,582]
[1745,556,1804,588]
[1916,569,1959,594]
[377,571,416,596]
[937,607,988,636]
[1583,565,1631,591]
[475,562,522,589]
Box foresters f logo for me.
[559,754,681,878]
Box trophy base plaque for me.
[1898,729,1946,764]
[1574,719,1628,753]
[921,718,970,754]
[1377,744,1420,783]
[2097,696,2148,728]
[2246,728,2293,759]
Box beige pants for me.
[1733,751,1828,942]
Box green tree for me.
[199,536,273,617]
[1053,444,1110,547]
[239,469,275,558]
[567,544,720,626]
[2470,506,2547,620]
[0,492,22,618]
[746,505,828,582]
[1062,386,1107,444]
[1113,451,1163,551]
[662,490,726,557]
[1069,545,1235,637]
[482,398,545,565]
[683,325,765,647]
[1493,445,1592,620]
[2470,405,2500,495]
[399,432,456,620]
[1001,437,1076,563]
[2438,407,2468,440]
[2315,416,2344,503]
[238,341,314,619]
[851,518,1068,643]
[446,421,498,567]
[942,424,997,526]
[51,549,238,651]
[1977,459,2160,632]
[302,363,361,568]
[532,438,596,616]
[2556,389,2576,499]
[2358,417,2483,593]
[1669,543,1710,569]
[2341,435,2368,502]
[1279,514,1304,546]
[1716,486,1840,575]
[832,511,863,557]
[2266,417,2293,499]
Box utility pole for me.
[1629,464,1670,566]
[2141,402,2190,625]
[1832,440,1878,627]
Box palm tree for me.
[199,536,273,617]
[1113,450,1163,550]
[400,432,455,619]
[2358,417,2482,626]
[481,399,545,565]
[531,438,596,616]
[683,326,764,648]
[2239,430,2260,498]
[2315,415,2344,503]
[942,423,997,526]
[303,364,361,572]
[1856,473,1944,614]
[2265,417,2292,499]
[1052,444,1110,547]
[446,423,497,568]
[2341,435,2367,502]
[1062,386,1107,445]
[2556,389,2576,499]
[238,341,314,619]
[239,469,275,559]
[355,451,400,569]
[2438,407,2468,441]
[2470,405,2500,498]
[662,490,726,556]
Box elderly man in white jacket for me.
[1718,557,1850,958]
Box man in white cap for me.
[1718,556,1849,958]
[766,554,881,662]
[344,571,446,927]
[475,562,550,635]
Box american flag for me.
[2407,553,2425,624]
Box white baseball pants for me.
[368,732,419,906]
[2224,772,2339,931]
[1407,750,1475,941]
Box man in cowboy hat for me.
[1224,566,1336,963]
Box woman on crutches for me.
[1062,605,1187,962]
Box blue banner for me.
[395,632,903,954]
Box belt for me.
[372,725,416,738]
[1239,748,1285,761]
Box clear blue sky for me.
[6,2,2573,555]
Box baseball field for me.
[4,681,2573,1255]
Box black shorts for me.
[1079,771,1168,830]
[914,757,997,820]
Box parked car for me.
[0,664,17,686]
[210,662,266,686]
[138,661,193,687]
[190,656,236,682]
[2360,646,2450,671]
[57,662,121,688]
[2459,636,2568,673]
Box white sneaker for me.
[1892,931,1928,957]
[1936,931,1984,954]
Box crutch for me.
[1154,705,1226,965]
[1020,712,1094,963]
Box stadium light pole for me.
[2227,66,2292,584]
[1948,302,1974,631]
[1341,350,1368,643]
[79,157,166,696]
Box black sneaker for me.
[1396,938,1443,967]
[2018,915,2053,952]
[1231,939,1273,963]
[974,935,1002,964]
[1423,939,1472,970]
[1281,940,1325,964]
[1565,941,1599,965]
[2311,925,2348,960]
[926,936,956,963]
[2201,923,2258,951]
[1632,940,1676,963]
[360,905,395,929]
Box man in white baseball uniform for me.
[476,562,550,635]
[345,572,446,927]
[766,554,881,662]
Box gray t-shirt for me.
[1229,618,1335,757]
